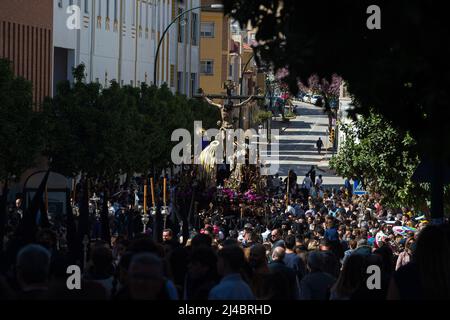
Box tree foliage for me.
[0,59,44,182]
[0,59,46,249]
[330,111,432,210]
[42,64,220,180]
[223,0,450,162]
[224,0,450,217]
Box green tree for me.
[0,59,44,183]
[330,112,429,209]
[43,64,221,244]
[0,59,45,248]
[44,65,134,243]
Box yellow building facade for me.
[199,3,230,96]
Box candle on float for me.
[163,178,167,206]
[150,178,155,207]
[143,184,147,212]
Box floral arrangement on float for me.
[220,179,267,205]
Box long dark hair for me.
[413,225,450,299]
[331,254,366,299]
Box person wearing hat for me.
[244,223,254,231]
[238,223,254,247]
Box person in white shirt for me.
[315,175,323,188]
[302,174,313,193]
[262,227,272,242]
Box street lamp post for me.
[153,3,224,86]
[239,53,255,96]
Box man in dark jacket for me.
[316,138,324,154]
[283,235,306,282]
[16,244,51,300]
[269,247,300,299]
[185,246,219,300]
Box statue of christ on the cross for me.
[200,84,255,130]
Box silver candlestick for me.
[161,206,169,229]
[141,206,151,233]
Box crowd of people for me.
[1,165,450,300]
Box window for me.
[114,0,118,20]
[200,22,214,37]
[191,13,198,45]
[106,0,110,18]
[200,60,214,75]
[146,1,149,30]
[152,1,156,38]
[229,64,233,78]
[140,0,143,27]
[132,0,136,26]
[97,0,103,28]
[122,0,126,23]
[58,0,63,8]
[170,65,175,87]
[98,0,102,16]
[190,73,197,97]
[177,8,184,43]
[177,72,183,93]
[85,0,89,13]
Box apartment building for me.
[199,0,230,95]
[0,0,53,109]
[53,0,200,96]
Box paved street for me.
[264,100,345,187]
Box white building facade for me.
[53,0,200,96]
[173,0,200,97]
